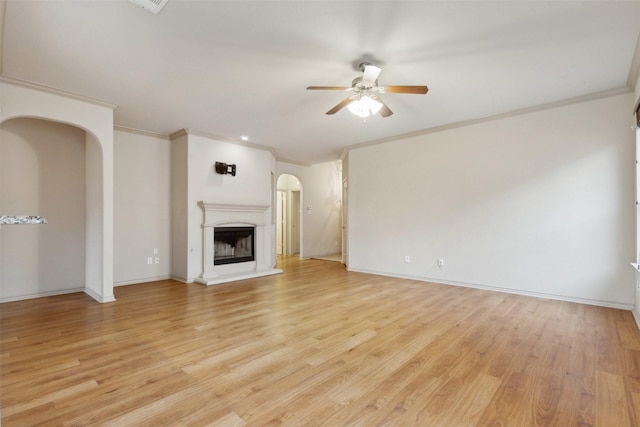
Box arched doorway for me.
[276,174,302,257]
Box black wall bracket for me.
[215,162,236,176]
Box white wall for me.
[633,73,640,323]
[348,93,635,308]
[0,79,116,302]
[171,131,275,282]
[0,117,148,301]
[1,118,86,300]
[113,129,171,285]
[635,123,640,325]
[276,161,342,258]
[170,131,189,281]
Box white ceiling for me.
[2,0,640,165]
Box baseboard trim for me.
[84,287,116,303]
[170,275,195,283]
[311,254,343,262]
[114,276,172,287]
[347,267,634,311]
[0,287,85,303]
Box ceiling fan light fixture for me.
[307,61,425,118]
[347,95,383,118]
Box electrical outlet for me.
[404,255,411,263]
[438,258,444,268]
[155,257,160,264]
[147,257,153,265]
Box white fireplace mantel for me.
[196,201,282,285]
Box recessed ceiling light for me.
[240,135,249,141]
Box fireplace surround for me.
[196,202,282,285]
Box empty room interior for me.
[2,0,640,425]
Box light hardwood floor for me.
[2,256,640,426]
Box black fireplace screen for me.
[214,226,255,265]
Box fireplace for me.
[214,226,255,265]
[196,202,282,286]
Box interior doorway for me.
[341,178,348,266]
[276,174,302,257]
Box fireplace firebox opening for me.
[214,226,255,265]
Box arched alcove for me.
[0,78,116,303]
[1,118,87,299]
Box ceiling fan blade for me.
[326,97,354,115]
[362,65,382,85]
[378,98,393,118]
[384,85,429,94]
[307,86,350,91]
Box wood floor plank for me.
[1,256,640,425]
[426,372,502,427]
[477,370,537,426]
[617,318,640,351]
[551,373,592,427]
[596,370,633,427]
[626,377,640,427]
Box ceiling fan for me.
[307,62,428,118]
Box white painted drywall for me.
[0,79,115,302]
[633,72,640,324]
[113,129,171,285]
[347,93,635,308]
[276,161,342,259]
[635,124,640,326]
[170,131,275,282]
[170,131,189,282]
[0,118,86,300]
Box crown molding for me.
[627,33,640,91]
[114,125,169,139]
[274,157,311,167]
[0,75,118,110]
[169,128,189,140]
[169,128,279,159]
[340,147,350,162]
[343,87,633,156]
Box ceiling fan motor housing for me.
[358,61,373,71]
[352,76,378,91]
